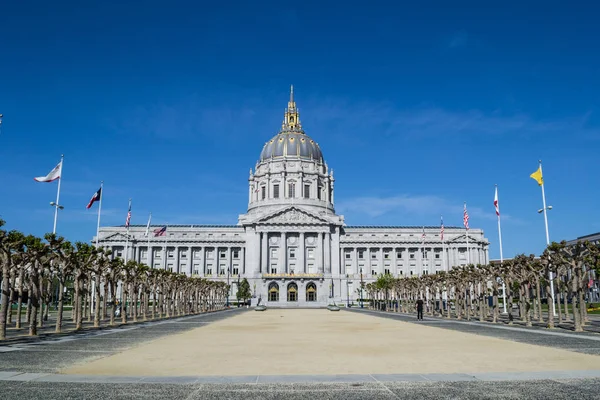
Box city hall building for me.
[95,88,489,307]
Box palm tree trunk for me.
[29,270,41,336]
[563,291,570,321]
[8,275,16,325]
[16,268,24,329]
[109,281,116,326]
[546,281,555,329]
[75,279,84,331]
[535,277,543,323]
[556,287,563,324]
[55,281,65,333]
[132,283,138,322]
[93,278,101,328]
[102,283,108,320]
[121,280,128,324]
[0,263,12,340]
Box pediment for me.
[101,232,130,241]
[258,207,329,225]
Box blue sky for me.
[1,1,599,259]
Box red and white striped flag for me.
[463,203,470,230]
[494,186,500,216]
[440,216,444,241]
[125,199,132,228]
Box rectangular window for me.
[358,250,365,259]
[270,267,277,274]
[317,186,322,200]
[371,270,377,275]
[220,252,226,258]
[193,269,199,275]
[207,268,212,275]
[273,184,280,199]
[304,184,310,199]
[193,264,200,275]
[141,249,147,259]
[384,268,390,275]
[233,267,239,275]
[435,253,440,259]
[288,182,295,198]
[168,250,174,259]
[384,252,390,259]
[193,250,201,259]
[167,264,173,272]
[345,252,351,259]
[289,249,296,259]
[410,253,415,259]
[116,250,123,258]
[271,248,278,258]
[153,263,161,269]
[371,252,377,259]
[423,270,428,275]
[307,248,314,259]
[181,252,187,259]
[396,251,402,258]
[233,250,239,258]
[261,186,266,200]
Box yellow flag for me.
[530,166,543,186]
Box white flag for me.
[145,213,152,237]
[34,160,62,182]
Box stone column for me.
[174,246,180,273]
[282,232,287,273]
[391,247,397,276]
[324,232,331,274]
[299,232,305,274]
[147,244,153,267]
[261,232,268,274]
[317,232,324,274]
[186,247,192,275]
[202,247,207,275]
[242,247,246,274]
[352,248,358,276]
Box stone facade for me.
[95,88,489,307]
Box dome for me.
[258,85,324,164]
[259,131,323,163]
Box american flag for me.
[153,226,167,237]
[421,226,426,245]
[125,199,131,228]
[440,216,444,241]
[463,202,470,230]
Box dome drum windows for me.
[288,182,296,198]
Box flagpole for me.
[538,161,556,316]
[164,223,169,270]
[92,181,103,317]
[52,155,64,234]
[124,199,131,264]
[146,212,152,267]
[95,181,104,247]
[464,202,470,265]
[496,185,507,314]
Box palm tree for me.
[0,220,26,340]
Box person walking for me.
[416,298,424,320]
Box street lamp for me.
[50,201,64,210]
[537,205,552,213]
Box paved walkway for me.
[2,307,600,399]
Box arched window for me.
[287,282,298,302]
[306,282,317,302]
[268,282,279,302]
